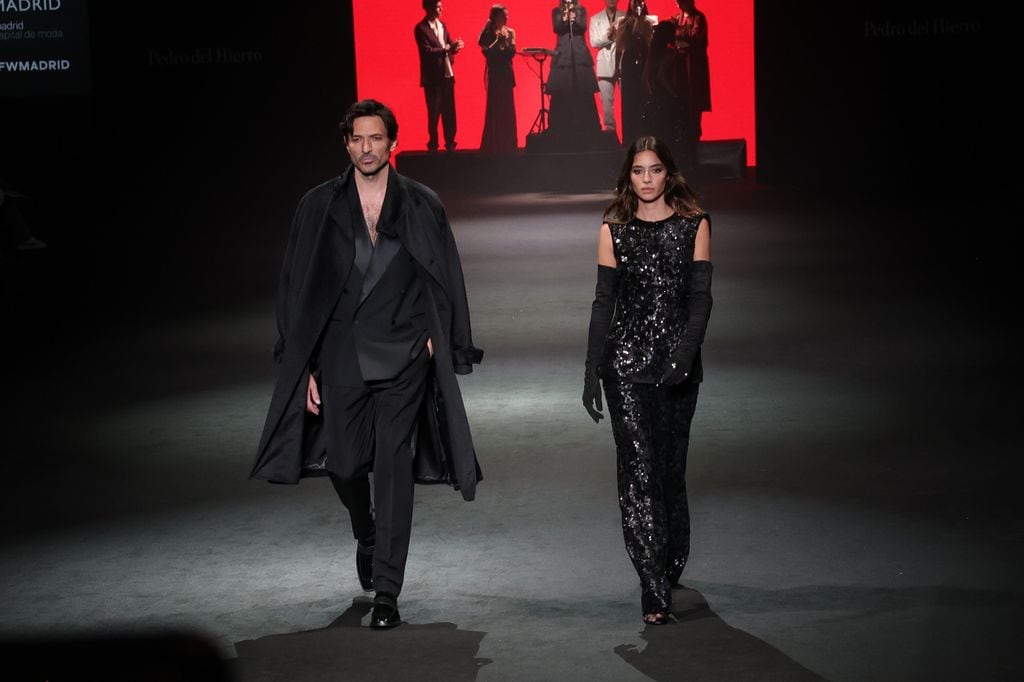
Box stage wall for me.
[354,1,754,162]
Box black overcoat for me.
[249,166,483,501]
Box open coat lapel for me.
[391,175,448,294]
[356,170,402,306]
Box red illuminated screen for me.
[353,1,754,164]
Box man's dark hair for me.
[422,0,440,12]
[338,99,399,141]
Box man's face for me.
[346,116,395,178]
[428,2,442,19]
[605,0,619,11]
[676,0,694,11]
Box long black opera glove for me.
[661,260,714,385]
[584,265,620,422]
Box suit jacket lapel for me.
[421,18,441,49]
[391,173,448,293]
[349,167,405,307]
[346,178,373,276]
[358,235,400,307]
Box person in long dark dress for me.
[668,0,711,174]
[615,0,655,145]
[478,5,517,153]
[547,1,600,137]
[583,136,713,625]
[643,21,686,166]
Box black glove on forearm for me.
[661,260,713,385]
[584,265,619,422]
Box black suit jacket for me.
[415,16,456,86]
[251,166,484,499]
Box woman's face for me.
[493,10,507,27]
[630,150,668,202]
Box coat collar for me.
[327,165,448,293]
[418,16,445,42]
[329,164,402,236]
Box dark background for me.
[1,2,355,322]
[755,0,1008,194]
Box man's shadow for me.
[615,586,826,682]
[234,598,491,682]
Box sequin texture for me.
[605,381,699,614]
[602,212,708,616]
[605,213,705,384]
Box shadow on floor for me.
[615,586,826,681]
[232,590,821,682]
[233,598,491,682]
[1,630,235,681]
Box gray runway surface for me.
[1,178,1020,681]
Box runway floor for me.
[1,175,1021,681]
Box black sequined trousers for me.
[604,380,700,615]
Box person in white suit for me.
[589,0,625,137]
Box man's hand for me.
[306,373,321,415]
[452,37,464,52]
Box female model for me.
[583,136,713,624]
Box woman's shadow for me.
[234,598,490,682]
[615,586,825,682]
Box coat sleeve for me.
[273,193,310,364]
[437,204,483,374]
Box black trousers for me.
[323,348,430,597]
[423,78,457,150]
[604,380,700,615]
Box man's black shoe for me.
[370,592,401,629]
[356,540,374,592]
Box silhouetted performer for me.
[584,136,713,625]
[548,1,600,138]
[590,0,625,137]
[669,0,711,172]
[416,0,464,151]
[478,4,518,153]
[251,99,483,630]
[616,0,656,145]
[643,21,686,166]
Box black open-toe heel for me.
[643,612,669,625]
[641,586,671,626]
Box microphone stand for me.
[564,2,577,135]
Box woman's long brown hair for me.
[603,136,703,223]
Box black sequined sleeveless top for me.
[605,212,708,383]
